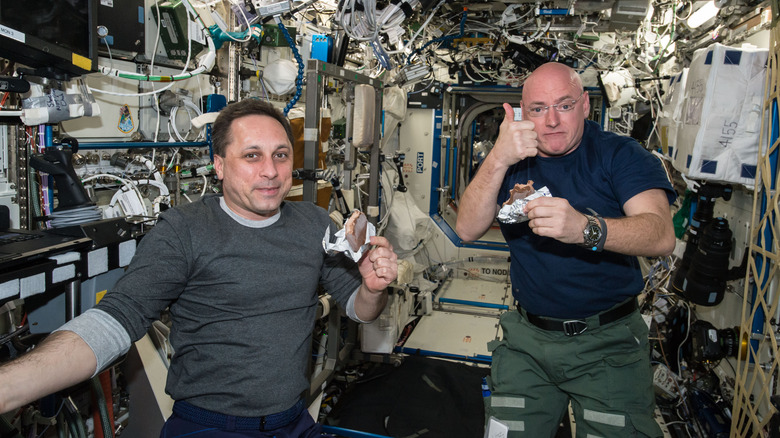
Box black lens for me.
[682,217,732,306]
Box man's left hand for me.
[358,236,398,292]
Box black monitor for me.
[0,0,98,80]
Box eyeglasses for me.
[524,91,585,118]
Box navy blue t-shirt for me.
[498,120,676,319]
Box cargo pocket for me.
[487,338,510,389]
[482,374,527,435]
[601,348,653,410]
[626,411,664,438]
[601,323,655,412]
[602,347,644,367]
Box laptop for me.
[0,206,93,270]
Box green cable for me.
[91,376,114,438]
[56,411,67,438]
[67,414,80,438]
[64,398,88,438]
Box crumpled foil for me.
[497,186,552,224]
[322,222,377,262]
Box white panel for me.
[436,277,511,308]
[62,59,213,142]
[61,59,142,141]
[403,310,501,359]
[399,108,436,214]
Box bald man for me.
[457,62,675,437]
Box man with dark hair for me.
[210,98,295,157]
[0,99,397,437]
[457,62,675,437]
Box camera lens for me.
[682,217,732,306]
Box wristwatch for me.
[581,209,607,252]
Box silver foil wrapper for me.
[322,222,377,262]
[496,186,552,224]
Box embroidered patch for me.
[118,104,134,133]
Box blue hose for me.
[277,19,304,116]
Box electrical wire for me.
[406,8,467,65]
[166,149,181,171]
[95,0,216,83]
[48,206,104,228]
[82,174,148,217]
[201,175,209,197]
[676,300,692,376]
[169,99,204,142]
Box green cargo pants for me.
[484,306,662,438]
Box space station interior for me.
[0,0,779,436]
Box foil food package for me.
[497,186,552,224]
[321,221,377,262]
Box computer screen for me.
[0,0,98,79]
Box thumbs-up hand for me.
[490,103,538,166]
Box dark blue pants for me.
[159,408,322,438]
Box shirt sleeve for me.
[609,139,676,207]
[345,286,376,323]
[54,308,132,377]
[319,250,363,310]
[95,214,191,341]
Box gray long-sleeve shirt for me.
[88,195,361,417]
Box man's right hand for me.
[490,103,538,166]
[455,102,538,242]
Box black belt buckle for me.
[563,320,587,336]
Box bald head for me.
[524,62,583,96]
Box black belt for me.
[518,298,637,336]
[172,399,304,431]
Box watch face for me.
[583,217,602,246]
[585,225,601,240]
